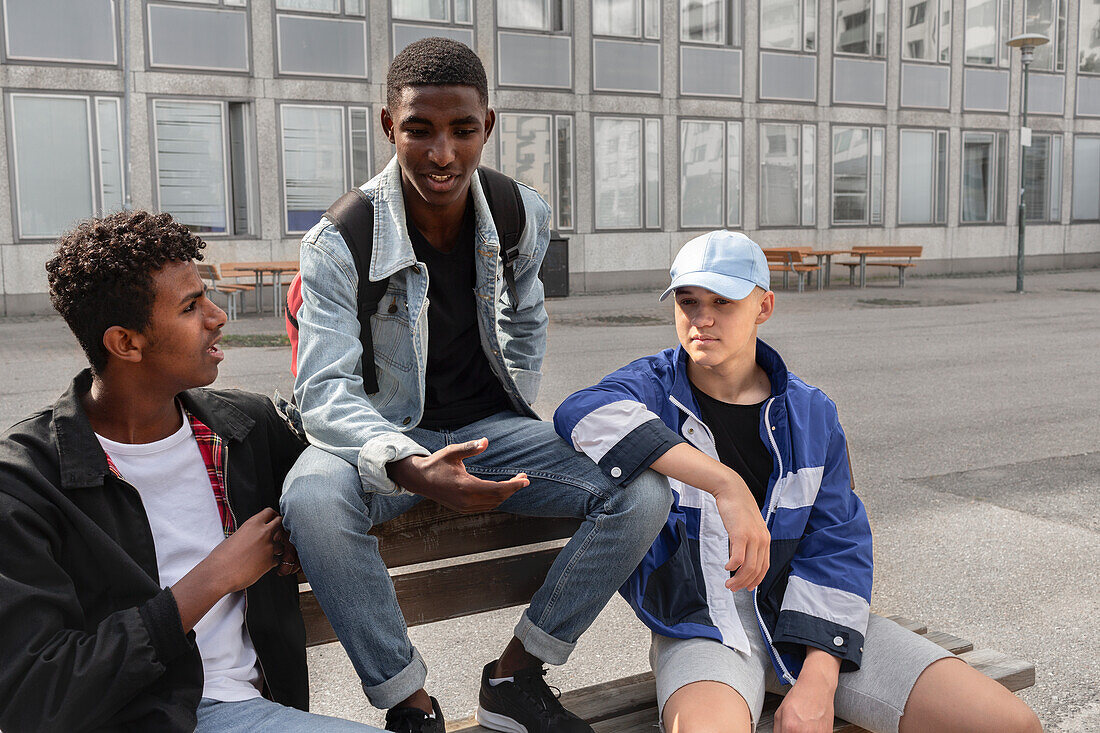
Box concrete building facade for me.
[0,0,1098,314]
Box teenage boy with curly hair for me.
[555,231,1041,733]
[0,211,382,732]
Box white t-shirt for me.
[96,412,262,702]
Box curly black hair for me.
[45,211,205,373]
[386,36,488,109]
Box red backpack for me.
[286,167,526,393]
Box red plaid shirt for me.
[102,409,236,538]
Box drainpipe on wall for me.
[121,0,132,210]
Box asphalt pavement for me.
[3,268,1098,731]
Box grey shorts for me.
[650,590,953,733]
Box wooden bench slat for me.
[884,615,927,634]
[302,547,565,645]
[922,629,974,655]
[372,502,582,567]
[957,648,1036,693]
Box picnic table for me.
[221,261,299,315]
[801,249,857,289]
[836,247,923,288]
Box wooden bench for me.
[763,248,821,293]
[837,247,923,288]
[197,263,254,320]
[299,502,1035,732]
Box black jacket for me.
[0,371,308,732]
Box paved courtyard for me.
[3,268,1098,730]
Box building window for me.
[834,0,886,56]
[760,0,816,51]
[681,0,741,46]
[902,0,951,62]
[1072,136,1100,220]
[1080,0,1100,72]
[2,0,118,65]
[593,116,661,229]
[961,131,1007,223]
[680,120,741,228]
[276,1,368,78]
[159,0,246,4]
[759,122,815,227]
[964,0,1010,66]
[7,93,124,239]
[498,0,568,30]
[1024,0,1066,72]
[277,0,361,12]
[831,125,884,225]
[1023,133,1062,222]
[898,129,948,224]
[592,0,660,39]
[153,99,256,235]
[279,104,371,234]
[497,113,574,230]
[392,0,470,23]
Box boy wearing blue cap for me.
[553,231,1040,733]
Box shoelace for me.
[512,668,573,723]
[386,706,436,733]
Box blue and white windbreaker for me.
[553,340,873,684]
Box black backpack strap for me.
[477,167,526,306]
[323,189,389,394]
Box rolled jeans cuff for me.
[514,611,576,666]
[361,647,428,710]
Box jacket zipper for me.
[754,397,798,686]
[221,442,272,697]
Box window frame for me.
[759,0,817,53]
[7,91,127,241]
[963,0,1011,67]
[757,120,816,228]
[277,101,372,236]
[591,114,662,232]
[144,1,252,74]
[959,129,1008,225]
[392,0,472,25]
[1071,135,1100,221]
[0,0,121,67]
[273,9,369,79]
[680,0,742,47]
[1079,0,1100,74]
[496,0,570,32]
[901,0,951,64]
[897,126,949,226]
[830,124,885,227]
[1022,131,1063,223]
[833,0,887,58]
[495,110,575,232]
[678,117,743,230]
[150,97,258,237]
[1023,0,1067,72]
[591,0,660,40]
[275,0,363,15]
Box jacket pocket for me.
[641,519,714,628]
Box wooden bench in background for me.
[837,247,923,288]
[299,502,1035,732]
[763,248,821,293]
[197,263,254,320]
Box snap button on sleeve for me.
[402,416,411,425]
[610,467,622,478]
[833,636,844,647]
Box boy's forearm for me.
[797,647,842,692]
[649,442,753,500]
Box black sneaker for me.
[384,696,444,733]
[476,660,593,733]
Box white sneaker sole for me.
[474,706,529,733]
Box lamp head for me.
[1006,33,1050,64]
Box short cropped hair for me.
[46,211,205,373]
[386,36,488,109]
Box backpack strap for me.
[477,167,526,306]
[323,189,389,395]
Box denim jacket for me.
[294,157,552,495]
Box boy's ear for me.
[483,107,496,140]
[380,107,396,144]
[755,291,776,325]
[101,326,145,365]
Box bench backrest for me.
[195,263,222,282]
[300,503,582,646]
[850,246,923,258]
[763,248,808,265]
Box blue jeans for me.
[281,411,670,710]
[195,697,383,732]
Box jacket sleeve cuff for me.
[358,431,431,495]
[138,587,195,666]
[597,418,685,487]
[772,609,865,672]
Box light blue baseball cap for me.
[659,230,770,302]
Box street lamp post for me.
[1006,33,1049,294]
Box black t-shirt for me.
[689,383,773,510]
[408,201,511,431]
